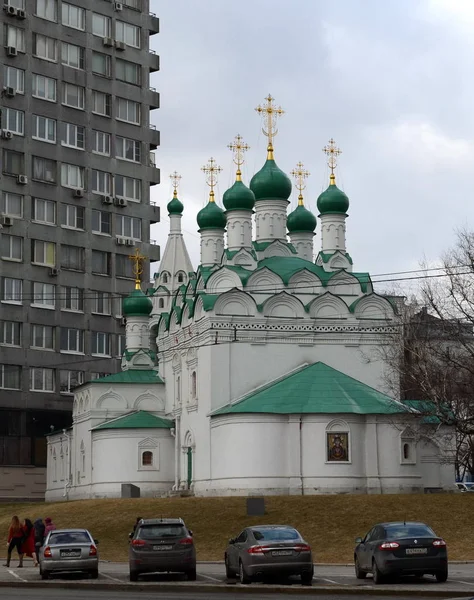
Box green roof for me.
[167,193,184,215]
[250,157,292,202]
[213,362,405,416]
[317,180,349,215]
[223,179,255,212]
[93,410,173,430]
[197,199,226,230]
[287,204,317,233]
[317,251,353,265]
[123,349,157,362]
[92,370,163,384]
[252,240,297,254]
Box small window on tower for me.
[142,451,153,466]
[158,298,164,309]
[162,273,169,284]
[177,272,185,283]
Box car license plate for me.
[153,545,173,551]
[406,548,428,555]
[271,550,292,556]
[60,550,81,558]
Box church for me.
[45,96,453,501]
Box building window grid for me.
[32,282,55,308]
[115,175,142,202]
[116,215,142,240]
[62,83,85,110]
[60,204,84,230]
[34,33,58,62]
[61,2,85,30]
[32,239,56,267]
[32,115,56,143]
[91,331,110,356]
[116,137,141,163]
[92,291,111,315]
[5,25,26,53]
[0,365,21,390]
[2,277,22,304]
[60,370,84,394]
[33,198,56,225]
[60,327,84,354]
[31,324,55,351]
[30,367,55,392]
[35,0,57,22]
[61,42,84,70]
[1,234,22,261]
[61,163,85,190]
[2,108,24,136]
[60,122,85,150]
[116,21,141,48]
[32,74,56,102]
[1,193,23,218]
[60,286,84,312]
[3,66,25,94]
[0,321,21,347]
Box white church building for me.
[45,99,453,501]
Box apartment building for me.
[0,0,160,499]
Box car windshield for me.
[138,524,186,539]
[252,528,300,541]
[49,532,91,545]
[385,524,435,539]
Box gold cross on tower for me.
[201,157,222,203]
[169,171,181,198]
[323,138,342,185]
[255,94,284,158]
[128,247,146,290]
[227,134,250,181]
[291,162,310,206]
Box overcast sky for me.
[148,0,474,291]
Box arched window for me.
[177,272,185,283]
[400,427,416,464]
[162,273,169,284]
[403,443,410,460]
[158,298,164,309]
[191,371,197,399]
[142,451,153,466]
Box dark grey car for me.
[225,525,314,585]
[354,521,448,584]
[128,518,196,582]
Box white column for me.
[200,230,225,267]
[125,317,150,351]
[365,418,381,494]
[289,233,315,261]
[169,213,182,234]
[319,214,347,253]
[254,200,289,242]
[226,211,253,251]
[288,416,303,495]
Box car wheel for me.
[40,568,48,581]
[187,569,197,581]
[301,570,313,585]
[239,560,251,585]
[435,569,448,583]
[129,570,139,582]
[372,559,385,585]
[225,556,234,578]
[89,569,99,579]
[355,557,367,579]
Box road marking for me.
[198,573,223,583]
[320,577,347,585]
[8,569,27,582]
[457,580,474,586]
[101,572,123,583]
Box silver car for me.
[225,525,314,585]
[39,528,99,580]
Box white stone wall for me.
[200,230,225,266]
[226,211,253,251]
[254,200,289,242]
[320,214,347,253]
[288,232,314,261]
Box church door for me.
[186,447,193,489]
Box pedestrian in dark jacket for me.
[44,517,56,535]
[33,519,45,565]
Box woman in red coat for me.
[20,519,37,567]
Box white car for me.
[39,528,99,580]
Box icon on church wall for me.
[327,432,349,462]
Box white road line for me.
[457,580,474,586]
[198,573,223,583]
[101,572,123,583]
[7,569,27,582]
[320,577,347,585]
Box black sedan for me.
[354,521,448,584]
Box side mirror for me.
[228,538,235,545]
[355,537,363,544]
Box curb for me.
[0,581,472,596]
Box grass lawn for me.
[0,494,472,563]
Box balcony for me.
[148,87,160,110]
[149,203,160,224]
[149,125,160,150]
[149,50,160,73]
[149,13,160,35]
[148,240,161,261]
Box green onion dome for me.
[317,175,349,215]
[197,192,227,230]
[167,191,184,215]
[249,149,292,202]
[287,203,317,233]
[223,178,255,212]
[123,288,153,317]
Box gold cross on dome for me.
[255,94,284,148]
[291,161,310,205]
[323,138,342,175]
[227,134,250,181]
[201,157,222,201]
[169,171,181,197]
[128,248,146,289]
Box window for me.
[35,0,57,21]
[5,25,25,52]
[61,286,83,311]
[33,157,56,183]
[123,0,140,7]
[32,115,56,143]
[60,370,84,394]
[91,331,110,356]
[92,130,110,156]
[91,250,111,275]
[32,240,56,266]
[90,372,108,381]
[191,371,197,399]
[62,83,85,110]
[116,254,134,278]
[115,175,141,202]
[116,137,141,163]
[91,291,111,315]
[177,272,185,283]
[2,108,24,136]
[61,245,84,271]
[60,327,84,353]
[61,3,85,30]
[92,210,111,235]
[32,282,55,308]
[61,42,84,70]
[142,451,153,466]
[61,164,85,189]
[92,13,111,37]
[3,66,24,94]
[1,234,22,261]
[3,150,24,176]
[118,334,126,356]
[1,193,22,218]
[401,429,416,464]
[92,91,111,117]
[30,368,55,392]
[32,74,56,102]
[60,122,85,150]
[116,21,140,48]
[60,204,84,230]
[0,321,21,347]
[116,59,141,85]
[116,215,142,240]
[34,34,58,61]
[33,198,55,225]
[158,298,164,309]
[92,52,111,77]
[116,98,141,125]
[31,324,55,350]
[92,170,111,195]
[0,365,21,390]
